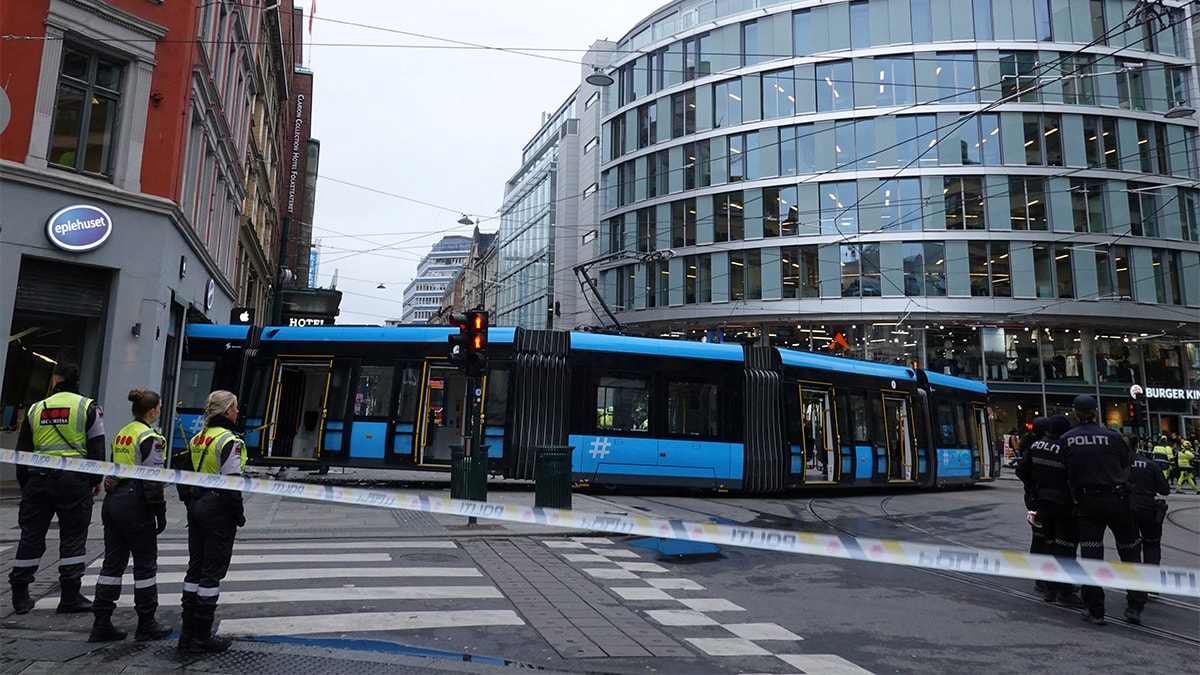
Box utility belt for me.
[26,468,65,479]
[1077,485,1119,495]
[104,477,141,495]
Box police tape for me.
[3,448,1197,598]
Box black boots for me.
[176,609,193,651]
[11,585,33,615]
[88,613,128,643]
[188,614,232,653]
[56,579,92,614]
[134,616,173,641]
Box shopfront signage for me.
[1144,387,1200,401]
[205,279,215,311]
[45,204,113,252]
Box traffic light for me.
[1127,401,1140,425]
[447,310,489,376]
[448,313,472,371]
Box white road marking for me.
[81,567,482,587]
[220,610,524,635]
[108,553,394,567]
[610,587,673,601]
[647,578,705,591]
[213,585,504,604]
[591,549,639,558]
[156,541,458,551]
[570,537,613,545]
[686,637,771,656]
[615,561,669,573]
[645,609,719,626]
[777,654,875,674]
[542,541,588,549]
[563,554,612,563]
[583,568,640,580]
[677,598,745,612]
[722,623,803,641]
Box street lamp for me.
[458,215,475,226]
[585,68,614,87]
[1165,102,1196,119]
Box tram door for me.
[417,362,467,466]
[800,386,838,484]
[264,358,335,462]
[974,404,996,479]
[883,395,916,482]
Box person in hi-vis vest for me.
[178,390,244,653]
[8,363,105,615]
[88,389,173,643]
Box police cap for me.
[1048,414,1071,436]
[1031,417,1050,434]
[1072,394,1097,411]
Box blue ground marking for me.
[243,635,532,666]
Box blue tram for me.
[175,324,996,492]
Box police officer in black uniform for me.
[1128,435,1170,566]
[1016,414,1083,607]
[8,363,104,615]
[1015,417,1050,594]
[1061,394,1144,626]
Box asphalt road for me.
[2,476,1197,674]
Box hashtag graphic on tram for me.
[589,437,612,460]
[189,417,205,435]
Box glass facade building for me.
[401,235,472,324]
[584,0,1199,438]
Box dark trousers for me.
[1037,500,1077,595]
[8,472,94,587]
[93,485,159,618]
[1132,502,1164,565]
[1076,492,1145,615]
[181,492,237,620]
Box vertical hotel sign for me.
[287,92,306,216]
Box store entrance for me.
[2,313,90,431]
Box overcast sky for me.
[308,1,660,324]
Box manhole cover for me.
[397,552,460,562]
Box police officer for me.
[8,363,104,615]
[1015,417,1050,594]
[1061,394,1145,626]
[1127,435,1170,567]
[88,390,173,642]
[1016,414,1083,607]
[178,390,245,653]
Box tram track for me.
[801,496,1200,648]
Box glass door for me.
[975,403,996,479]
[417,362,468,466]
[883,395,916,482]
[800,385,838,484]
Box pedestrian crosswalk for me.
[35,539,525,637]
[541,537,875,675]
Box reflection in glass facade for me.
[493,0,1199,438]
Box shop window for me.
[926,326,982,380]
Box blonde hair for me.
[203,390,238,423]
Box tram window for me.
[178,361,215,409]
[395,365,421,424]
[243,362,271,419]
[353,366,393,417]
[667,380,719,437]
[483,369,509,425]
[595,376,649,432]
[326,367,350,420]
[935,400,964,446]
[848,394,871,443]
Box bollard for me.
[534,445,574,509]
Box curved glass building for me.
[584,0,1199,437]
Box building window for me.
[1033,245,1054,298]
[936,53,977,104]
[781,245,819,298]
[1061,56,1095,104]
[850,1,870,50]
[584,136,599,154]
[713,191,744,243]
[817,61,853,112]
[973,0,993,40]
[841,244,881,297]
[49,46,124,176]
[1127,185,1158,237]
[793,10,813,56]
[1008,177,1047,231]
[607,115,625,161]
[638,102,656,149]
[945,177,986,230]
[1055,245,1074,298]
[671,90,695,138]
[822,181,859,235]
[1000,52,1038,102]
[911,0,932,43]
[671,198,697,248]
[1033,0,1053,40]
[1023,113,1062,166]
[728,132,760,182]
[896,115,938,167]
[762,68,796,119]
[1070,179,1106,233]
[968,241,1010,297]
[876,56,916,107]
[1136,121,1168,174]
[764,186,799,237]
[714,79,743,128]
[582,183,598,198]
[1181,190,1199,242]
[1117,65,1146,110]
[584,90,600,109]
[636,208,655,253]
[877,178,922,231]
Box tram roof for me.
[777,347,917,382]
[570,332,745,361]
[257,325,518,344]
[924,370,989,395]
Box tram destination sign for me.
[45,204,113,252]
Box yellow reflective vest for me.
[112,420,165,467]
[28,391,93,457]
